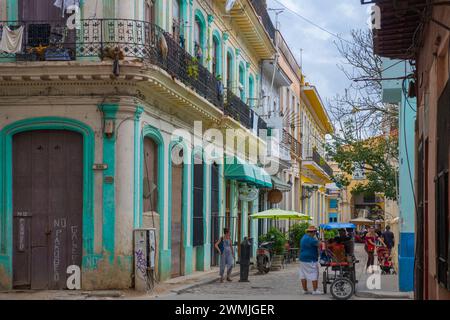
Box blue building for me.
[381,58,416,292]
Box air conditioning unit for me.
[134,228,156,292]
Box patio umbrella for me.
[250,209,312,221]
[350,217,376,225]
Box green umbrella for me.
[250,209,312,221]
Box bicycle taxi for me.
[319,223,359,300]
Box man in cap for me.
[299,225,322,295]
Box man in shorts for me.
[299,225,322,295]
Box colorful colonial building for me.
[0,0,276,290]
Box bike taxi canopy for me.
[319,223,356,230]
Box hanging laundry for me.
[54,0,80,17]
[0,26,24,54]
[253,113,259,135]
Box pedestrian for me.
[215,228,234,283]
[365,227,385,273]
[299,225,322,295]
[381,225,395,253]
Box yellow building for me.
[300,83,334,225]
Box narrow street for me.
[158,244,411,300]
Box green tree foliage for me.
[289,222,310,247]
[326,125,399,200]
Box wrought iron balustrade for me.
[250,0,276,40]
[307,149,334,177]
[282,129,302,158]
[225,90,268,134]
[0,19,221,110]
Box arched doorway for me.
[171,144,184,278]
[143,137,159,214]
[12,130,83,289]
[210,162,220,267]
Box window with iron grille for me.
[436,79,450,289]
[193,157,204,247]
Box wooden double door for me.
[12,130,83,290]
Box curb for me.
[355,290,413,300]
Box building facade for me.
[300,84,334,225]
[381,58,416,292]
[0,0,277,290]
[365,0,450,299]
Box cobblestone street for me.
[158,244,411,300]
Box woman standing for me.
[365,227,385,273]
[215,228,234,283]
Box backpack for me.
[218,237,224,254]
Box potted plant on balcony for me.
[187,56,199,80]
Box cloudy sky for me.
[266,0,370,107]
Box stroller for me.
[376,246,395,274]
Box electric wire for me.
[401,75,419,216]
[271,0,357,47]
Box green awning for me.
[258,167,273,188]
[271,175,291,192]
[224,156,256,185]
[224,156,272,188]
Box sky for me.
[266,0,370,109]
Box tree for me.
[326,29,399,200]
[329,29,398,137]
[327,132,399,200]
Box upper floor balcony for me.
[0,18,267,135]
[303,148,334,180]
[249,0,276,40]
[217,0,276,60]
[225,89,268,132]
[282,129,302,159]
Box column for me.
[115,107,138,261]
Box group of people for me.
[213,224,395,294]
[364,225,395,273]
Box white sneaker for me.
[302,290,312,295]
[312,290,323,295]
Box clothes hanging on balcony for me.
[0,26,24,54]
[53,0,80,17]
[252,113,259,135]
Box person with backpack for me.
[214,228,234,283]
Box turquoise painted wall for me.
[381,58,416,292]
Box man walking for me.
[381,225,395,253]
[299,225,322,295]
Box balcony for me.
[282,130,302,158]
[249,0,276,40]
[0,19,221,111]
[304,149,334,179]
[225,90,268,133]
[217,0,275,59]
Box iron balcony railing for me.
[0,19,221,108]
[307,149,334,177]
[282,129,302,159]
[0,18,268,135]
[225,90,268,133]
[250,0,276,40]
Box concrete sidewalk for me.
[353,244,413,300]
[0,266,239,300]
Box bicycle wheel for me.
[330,278,354,300]
[322,271,328,294]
